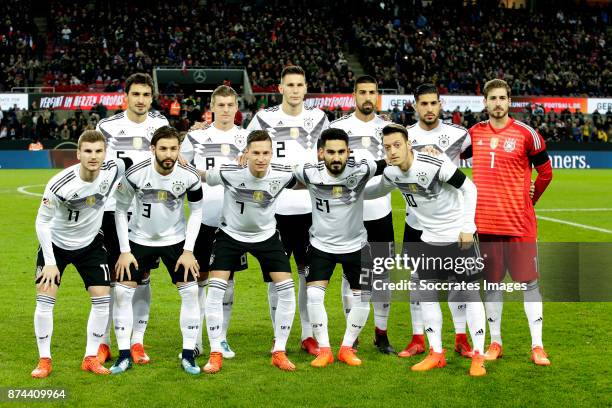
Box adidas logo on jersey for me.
[118,130,126,136]
[475,329,484,335]
[276,120,284,126]
[239,183,246,187]
[145,182,152,188]
[71,193,79,199]
[425,327,434,333]
[206,138,212,143]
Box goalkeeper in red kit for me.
[464,79,553,366]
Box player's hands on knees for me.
[39,265,61,291]
[458,232,474,250]
[177,250,200,282]
[530,180,535,199]
[421,145,440,156]
[177,153,188,166]
[189,121,210,132]
[116,252,138,281]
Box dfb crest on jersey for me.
[221,144,231,156]
[304,117,314,131]
[158,190,168,201]
[290,127,300,139]
[503,138,516,152]
[361,137,371,148]
[416,172,429,187]
[172,181,185,196]
[147,126,156,138]
[253,190,264,202]
[346,175,359,189]
[332,186,343,198]
[490,137,499,150]
[409,183,419,192]
[99,180,110,195]
[234,134,246,149]
[375,127,383,140]
[86,196,96,206]
[438,134,450,149]
[269,180,282,195]
[132,137,143,150]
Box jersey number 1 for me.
[489,152,495,168]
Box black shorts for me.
[364,212,395,243]
[210,229,290,282]
[35,233,110,289]
[305,245,373,290]
[275,213,312,267]
[127,240,193,285]
[402,222,423,243]
[194,224,247,272]
[102,211,157,283]
[402,239,483,283]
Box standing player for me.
[247,65,329,355]
[329,75,395,354]
[200,130,298,373]
[180,85,249,358]
[32,130,129,378]
[96,73,169,365]
[295,128,386,368]
[466,79,553,365]
[399,83,474,358]
[111,126,203,375]
[366,124,487,376]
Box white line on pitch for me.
[536,215,612,234]
[17,184,44,197]
[536,208,612,212]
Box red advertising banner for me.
[304,94,355,111]
[31,93,126,111]
[510,97,587,113]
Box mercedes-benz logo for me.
[193,70,207,83]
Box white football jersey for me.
[115,158,202,248]
[96,110,169,211]
[181,124,248,227]
[247,104,329,215]
[294,158,382,254]
[206,163,297,243]
[330,113,392,221]
[37,159,126,264]
[375,151,476,243]
[405,121,471,229]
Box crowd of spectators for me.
[350,1,610,96]
[42,0,352,93]
[0,0,45,92]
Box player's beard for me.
[357,102,374,115]
[326,160,346,175]
[489,107,508,119]
[420,112,438,126]
[156,156,176,170]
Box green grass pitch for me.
[0,169,610,407]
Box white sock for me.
[523,280,543,348]
[341,274,352,320]
[421,301,443,353]
[373,301,390,331]
[342,291,371,347]
[113,283,135,351]
[485,290,504,345]
[34,294,55,359]
[178,282,199,351]
[448,288,467,334]
[222,279,234,342]
[267,281,278,329]
[131,280,151,346]
[101,283,114,346]
[298,270,312,340]
[273,280,296,352]
[307,285,329,348]
[206,278,227,353]
[409,274,424,335]
[196,280,208,350]
[463,290,486,354]
[85,295,111,357]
